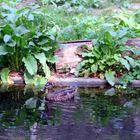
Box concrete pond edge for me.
[49,76,140,87]
[4,75,140,88]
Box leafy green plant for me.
[0,0,21,8]
[60,16,97,41]
[111,0,131,8]
[40,0,103,8]
[75,15,140,86]
[0,4,59,84]
[0,68,10,84]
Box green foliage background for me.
[0,0,140,86]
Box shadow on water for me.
[0,85,140,140]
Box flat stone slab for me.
[3,75,140,87]
[126,38,140,47]
[129,80,140,87]
[129,3,140,10]
[49,76,140,87]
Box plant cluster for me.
[0,4,59,86]
[75,11,140,86]
[40,0,135,8]
[60,10,140,41]
[0,0,139,87]
[40,0,103,8]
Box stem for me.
[15,44,19,71]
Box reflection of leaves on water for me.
[25,97,38,109]
[77,91,139,126]
[38,102,46,111]
[0,84,62,128]
[24,85,42,95]
[0,84,9,93]
[24,97,62,126]
[105,88,115,96]
[0,95,61,128]
[123,100,134,108]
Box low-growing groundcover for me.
[0,4,59,86]
[39,0,136,9]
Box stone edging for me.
[6,75,140,87]
[49,76,140,87]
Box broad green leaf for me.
[23,55,37,76]
[91,64,98,73]
[47,56,58,63]
[48,25,60,36]
[105,71,115,86]
[24,71,35,85]
[29,41,35,46]
[137,75,140,79]
[44,64,51,79]
[15,25,30,36]
[0,68,10,84]
[120,58,130,70]
[0,45,8,55]
[2,13,16,23]
[1,5,16,13]
[2,24,13,35]
[115,15,129,26]
[99,64,105,71]
[117,27,128,38]
[89,59,94,63]
[114,54,121,61]
[128,16,136,27]
[28,14,34,21]
[38,38,48,45]
[34,75,47,88]
[41,47,52,52]
[124,56,135,67]
[104,31,112,42]
[3,35,11,43]
[7,40,16,47]
[34,53,46,65]
[34,53,51,79]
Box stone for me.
[55,40,92,74]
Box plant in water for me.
[0,4,59,85]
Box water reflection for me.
[0,86,140,139]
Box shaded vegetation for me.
[0,0,140,87]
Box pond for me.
[0,85,140,140]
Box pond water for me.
[0,85,140,140]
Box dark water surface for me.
[0,86,140,140]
